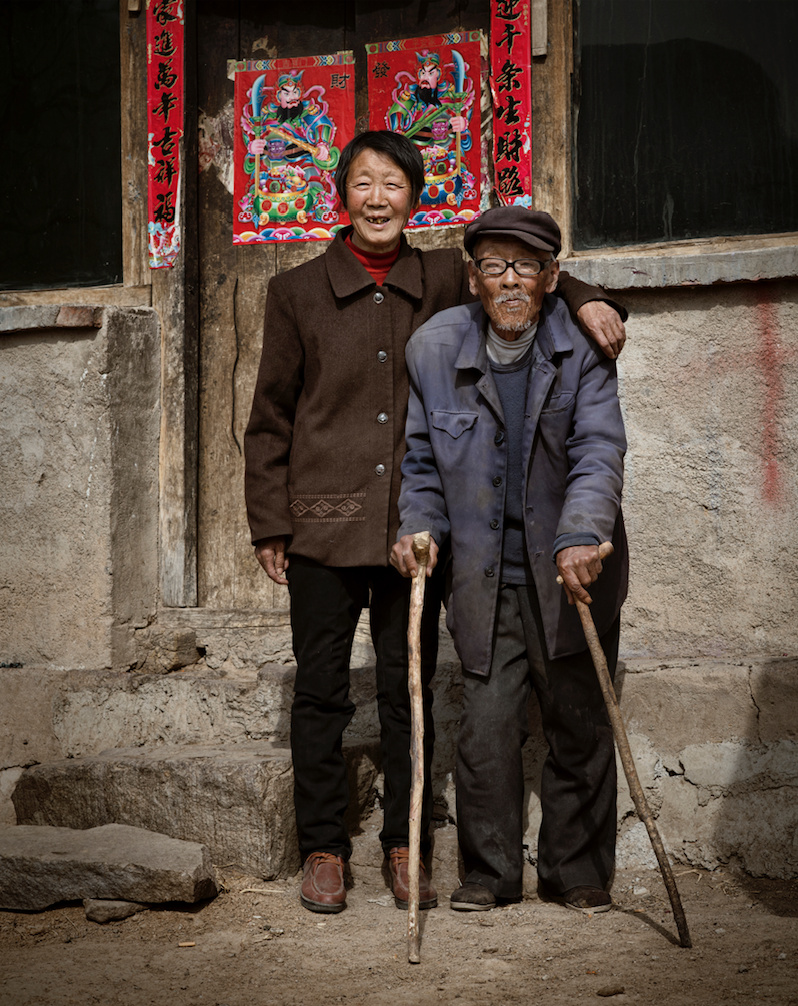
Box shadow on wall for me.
[707,658,798,914]
[611,656,798,902]
[516,654,798,903]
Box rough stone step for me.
[50,666,299,755]
[0,823,217,911]
[44,662,401,757]
[12,741,380,879]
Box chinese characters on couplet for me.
[231,55,355,244]
[490,0,533,206]
[146,0,184,267]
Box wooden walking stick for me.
[406,531,430,964]
[558,542,692,949]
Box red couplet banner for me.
[490,0,533,206]
[232,55,355,244]
[366,32,483,230]
[146,0,184,268]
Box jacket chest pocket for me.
[429,410,482,477]
[540,390,574,416]
[537,391,575,451]
[431,410,479,439]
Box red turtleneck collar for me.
[344,234,401,286]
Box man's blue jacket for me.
[396,295,628,675]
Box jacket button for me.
[377,350,388,362]
[377,412,388,424]
[493,476,502,487]
[494,431,504,445]
[374,291,385,304]
[484,566,495,577]
[490,519,499,530]
[375,464,386,476]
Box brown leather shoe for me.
[387,846,438,909]
[300,852,346,913]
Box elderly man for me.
[391,206,628,913]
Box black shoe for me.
[563,886,612,913]
[539,882,612,914]
[450,882,496,912]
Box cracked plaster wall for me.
[615,280,798,659]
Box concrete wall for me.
[615,279,798,659]
[0,306,160,672]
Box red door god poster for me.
[367,32,483,230]
[232,54,355,244]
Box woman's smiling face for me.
[345,148,415,255]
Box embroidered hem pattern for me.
[289,494,366,521]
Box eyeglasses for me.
[473,256,552,277]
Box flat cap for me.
[464,206,561,258]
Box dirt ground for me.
[2,811,797,1006]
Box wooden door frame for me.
[125,0,200,609]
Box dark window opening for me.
[0,0,122,290]
[574,0,798,250]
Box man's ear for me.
[467,260,480,297]
[546,260,560,294]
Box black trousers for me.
[456,583,619,900]
[287,556,441,861]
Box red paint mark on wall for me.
[756,288,785,504]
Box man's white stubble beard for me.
[491,290,533,332]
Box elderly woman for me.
[244,131,626,915]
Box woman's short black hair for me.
[335,130,425,209]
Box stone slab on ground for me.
[0,823,217,911]
[12,741,380,879]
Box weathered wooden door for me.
[194,0,488,610]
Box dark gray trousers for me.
[456,583,619,899]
